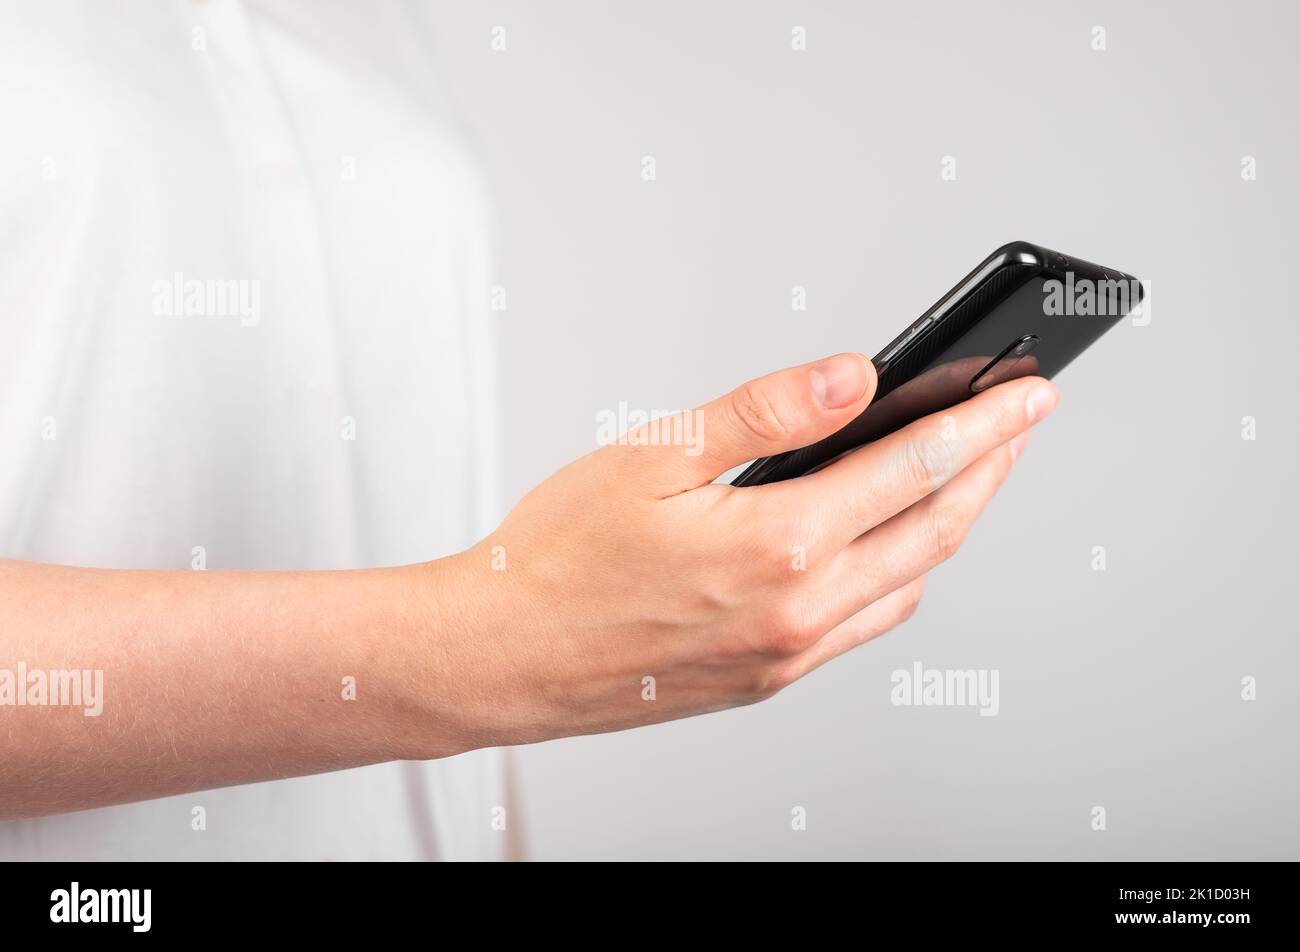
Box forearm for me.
[0,557,461,820]
[0,358,1051,823]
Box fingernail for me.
[1009,432,1029,463]
[1025,383,1058,425]
[810,354,870,409]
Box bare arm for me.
[0,559,457,819]
[1,353,1056,820]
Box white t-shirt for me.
[0,0,506,860]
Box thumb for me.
[648,353,876,494]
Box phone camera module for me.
[969,335,1040,393]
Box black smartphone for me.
[731,241,1142,486]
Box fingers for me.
[781,576,926,683]
[825,435,1020,623]
[738,437,1021,683]
[763,375,1056,552]
[626,353,877,496]
[762,439,1019,690]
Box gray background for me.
[430,0,1299,859]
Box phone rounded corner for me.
[991,240,1048,269]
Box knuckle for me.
[763,599,821,657]
[898,579,925,623]
[753,517,824,580]
[744,663,797,703]
[758,532,797,573]
[987,395,1023,442]
[730,383,792,445]
[903,433,958,490]
[735,534,796,587]
[928,499,970,562]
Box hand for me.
[418,353,1058,753]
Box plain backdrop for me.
[428,0,1299,859]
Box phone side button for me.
[880,317,933,364]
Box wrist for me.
[382,551,503,761]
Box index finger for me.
[759,375,1058,553]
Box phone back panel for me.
[732,241,1141,486]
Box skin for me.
[0,353,1057,820]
